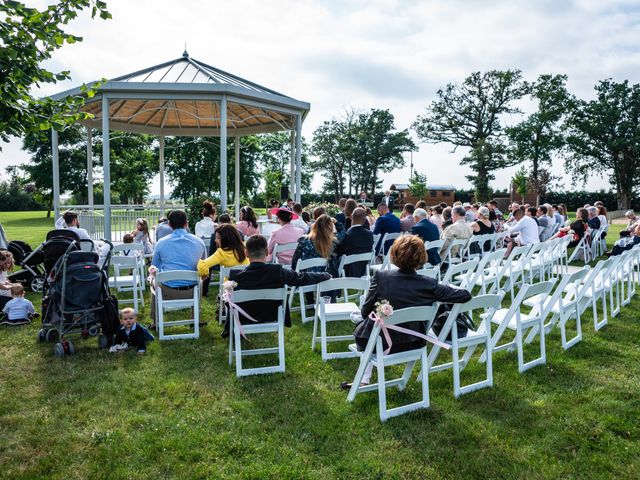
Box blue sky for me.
[2,0,640,195]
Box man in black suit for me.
[335,207,374,277]
[381,190,394,212]
[225,235,330,337]
[411,207,441,266]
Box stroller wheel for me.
[97,334,109,350]
[30,275,45,293]
[45,329,59,343]
[66,341,76,355]
[38,329,46,343]
[54,342,65,357]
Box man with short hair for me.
[381,190,394,212]
[335,207,374,277]
[226,235,331,336]
[399,203,416,232]
[463,202,475,222]
[504,207,539,256]
[155,213,173,241]
[373,203,401,254]
[291,203,309,233]
[440,206,473,258]
[551,205,564,226]
[488,200,503,219]
[537,205,553,241]
[411,208,441,265]
[150,210,206,326]
[62,211,91,240]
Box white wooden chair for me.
[370,248,393,274]
[312,278,369,361]
[109,255,143,312]
[442,237,469,266]
[486,280,556,372]
[416,267,439,279]
[155,270,200,341]
[426,293,504,397]
[217,265,247,325]
[455,249,507,294]
[338,252,375,278]
[347,306,438,421]
[376,232,402,258]
[574,259,610,331]
[271,241,299,265]
[227,287,287,377]
[492,231,508,252]
[111,242,146,290]
[499,244,532,301]
[288,257,328,323]
[441,258,479,288]
[567,233,592,264]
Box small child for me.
[122,233,135,256]
[111,308,147,354]
[1,285,36,325]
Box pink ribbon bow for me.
[222,291,261,340]
[368,311,450,355]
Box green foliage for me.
[0,177,43,211]
[512,166,530,203]
[409,170,428,198]
[0,0,111,144]
[507,74,572,202]
[565,79,640,209]
[413,70,529,201]
[185,196,218,229]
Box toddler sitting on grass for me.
[109,308,150,354]
[0,285,36,326]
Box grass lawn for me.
[1,212,639,479]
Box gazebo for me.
[49,50,310,240]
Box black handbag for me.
[431,303,476,342]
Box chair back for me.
[232,287,288,304]
[442,258,479,285]
[316,277,369,296]
[416,267,438,279]
[156,270,199,285]
[272,242,299,264]
[338,252,375,277]
[295,257,328,273]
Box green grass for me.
[1,212,639,479]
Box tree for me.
[507,74,571,205]
[260,132,312,200]
[310,119,348,200]
[565,79,640,209]
[413,70,529,201]
[512,166,529,203]
[409,171,428,198]
[0,0,111,145]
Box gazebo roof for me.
[50,51,310,137]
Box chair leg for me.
[398,360,416,391]
[377,358,388,421]
[320,315,328,361]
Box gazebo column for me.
[295,114,302,203]
[220,95,228,211]
[234,136,240,220]
[159,135,165,216]
[51,129,60,221]
[101,95,112,241]
[289,130,295,199]
[86,126,93,209]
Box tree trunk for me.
[617,188,631,210]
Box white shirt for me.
[291,217,309,233]
[55,216,66,229]
[597,214,608,231]
[66,225,91,241]
[194,217,217,238]
[508,216,540,245]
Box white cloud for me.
[2,0,640,196]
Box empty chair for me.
[109,255,143,312]
[155,270,200,340]
[441,258,479,289]
[376,232,402,257]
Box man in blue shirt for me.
[373,203,401,255]
[411,208,441,266]
[150,210,206,327]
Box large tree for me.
[413,70,529,201]
[0,0,110,145]
[507,74,571,205]
[565,79,640,209]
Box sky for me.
[2,0,640,197]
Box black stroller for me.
[7,240,46,292]
[38,236,118,357]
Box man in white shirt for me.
[504,207,539,256]
[381,190,393,212]
[63,211,91,241]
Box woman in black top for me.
[470,206,495,253]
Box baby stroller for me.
[38,240,118,357]
[7,240,46,292]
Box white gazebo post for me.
[234,136,240,220]
[159,135,165,216]
[101,95,111,241]
[289,130,295,199]
[220,95,228,211]
[51,129,60,221]
[86,126,94,209]
[294,114,302,203]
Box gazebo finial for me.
[182,44,189,58]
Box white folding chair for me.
[312,278,369,361]
[288,257,328,323]
[155,270,200,340]
[217,265,247,325]
[338,252,375,278]
[441,258,479,288]
[492,231,508,252]
[416,267,439,279]
[487,280,556,372]
[574,259,609,331]
[499,244,533,301]
[271,242,299,265]
[456,249,507,294]
[109,255,143,312]
[427,293,504,397]
[442,238,469,266]
[567,234,591,264]
[347,306,438,421]
[112,243,146,291]
[376,232,402,258]
[590,228,604,259]
[227,288,287,377]
[424,239,445,269]
[370,248,393,274]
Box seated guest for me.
[334,198,348,226]
[267,208,304,264]
[399,203,416,232]
[335,207,374,277]
[132,218,154,255]
[62,211,91,240]
[208,213,232,254]
[226,235,330,336]
[587,206,601,231]
[344,199,370,229]
[504,207,539,256]
[504,203,521,225]
[430,205,444,232]
[197,224,249,277]
[266,199,280,220]
[440,206,473,258]
[194,200,217,239]
[552,204,564,226]
[416,200,428,210]
[537,205,554,241]
[488,200,503,219]
[236,206,260,237]
[301,211,312,228]
[526,207,540,225]
[441,206,453,229]
[551,208,590,248]
[610,225,640,255]
[341,236,471,389]
[412,208,441,266]
[150,210,206,328]
[285,198,294,210]
[292,214,337,273]
[463,202,475,222]
[470,206,495,253]
[291,203,310,233]
[597,205,608,237]
[373,202,401,255]
[55,209,71,229]
[625,210,637,228]
[364,207,376,229]
[155,215,173,241]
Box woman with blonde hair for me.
[291,214,337,273]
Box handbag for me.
[431,303,476,341]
